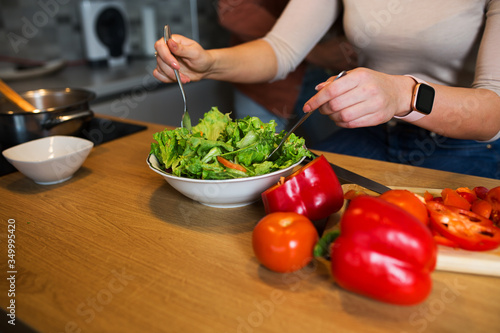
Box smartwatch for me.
[395,75,435,122]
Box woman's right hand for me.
[153,34,214,84]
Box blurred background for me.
[0,0,234,126]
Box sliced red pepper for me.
[261,155,343,221]
[441,188,471,210]
[456,187,477,204]
[427,201,500,251]
[430,229,459,248]
[471,199,493,219]
[330,196,437,305]
[423,191,435,202]
[217,156,247,173]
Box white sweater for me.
[264,0,500,96]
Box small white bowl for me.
[2,136,93,185]
[147,154,305,208]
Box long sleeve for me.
[263,0,341,80]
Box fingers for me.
[154,38,191,83]
[314,76,336,91]
[326,100,383,128]
[155,38,179,69]
[303,73,354,112]
[303,68,397,128]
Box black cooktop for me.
[0,117,147,177]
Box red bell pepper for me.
[427,201,500,251]
[329,196,437,305]
[441,188,471,211]
[261,155,344,221]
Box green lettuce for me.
[150,107,312,180]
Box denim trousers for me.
[313,121,500,179]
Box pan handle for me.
[42,109,94,129]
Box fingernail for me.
[315,82,326,91]
[303,104,312,112]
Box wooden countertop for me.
[1,117,500,333]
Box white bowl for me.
[2,136,93,185]
[147,154,305,208]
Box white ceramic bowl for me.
[147,154,305,208]
[2,136,93,185]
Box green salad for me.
[150,107,312,180]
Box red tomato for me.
[379,189,429,226]
[473,186,489,200]
[427,201,500,251]
[252,212,318,273]
[441,188,471,211]
[485,186,500,226]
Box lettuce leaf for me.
[150,107,312,179]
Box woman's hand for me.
[153,34,214,84]
[303,68,415,128]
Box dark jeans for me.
[313,121,500,179]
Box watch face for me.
[415,84,435,115]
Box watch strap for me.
[394,75,428,122]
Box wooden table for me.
[1,117,500,333]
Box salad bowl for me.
[147,153,305,208]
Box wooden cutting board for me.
[324,185,500,277]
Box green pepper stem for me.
[313,229,340,259]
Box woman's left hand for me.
[303,68,415,128]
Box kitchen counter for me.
[1,116,500,333]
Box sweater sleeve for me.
[262,0,341,80]
[473,0,500,96]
